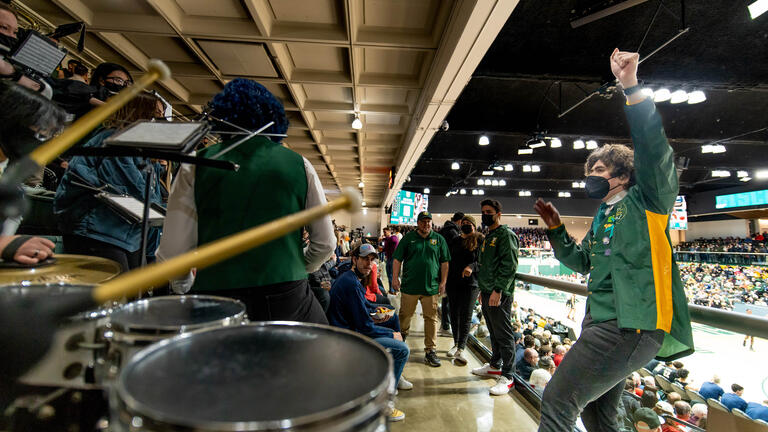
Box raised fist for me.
[610,48,639,89]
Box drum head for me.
[108,295,246,333]
[116,323,392,429]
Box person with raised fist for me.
[533,49,694,432]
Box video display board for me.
[390,191,428,225]
[669,195,687,230]
[715,189,768,210]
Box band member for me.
[534,49,694,431]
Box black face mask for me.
[585,175,623,200]
[481,214,496,227]
[0,34,18,54]
[461,224,474,234]
[103,81,126,94]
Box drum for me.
[99,295,247,382]
[111,322,394,432]
[0,254,122,286]
[0,284,118,389]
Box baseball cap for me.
[417,211,432,221]
[633,407,662,429]
[357,244,378,257]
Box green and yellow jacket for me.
[477,225,519,297]
[547,98,694,361]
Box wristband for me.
[1,235,33,261]
[622,82,643,96]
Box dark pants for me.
[446,282,478,350]
[210,279,328,325]
[63,234,141,272]
[385,258,394,291]
[377,312,401,332]
[441,296,451,330]
[539,316,664,432]
[480,292,516,378]
[309,283,330,313]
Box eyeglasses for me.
[105,76,133,86]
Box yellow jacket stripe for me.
[646,210,673,332]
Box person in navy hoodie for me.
[697,375,725,401]
[721,384,747,412]
[327,243,410,422]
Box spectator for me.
[689,403,707,426]
[326,244,409,422]
[515,348,539,381]
[391,211,450,368]
[674,368,692,389]
[439,212,464,336]
[51,62,98,121]
[746,401,768,422]
[54,92,165,271]
[655,401,682,432]
[623,379,641,416]
[380,227,399,288]
[472,199,519,396]
[643,376,656,391]
[552,344,565,367]
[0,5,52,97]
[667,392,682,405]
[634,407,663,432]
[721,384,748,411]
[674,401,691,423]
[641,387,660,409]
[445,215,483,366]
[530,356,556,393]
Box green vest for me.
[547,99,694,361]
[193,136,308,290]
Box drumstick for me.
[92,188,362,303]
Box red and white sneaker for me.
[471,363,502,378]
[489,376,515,395]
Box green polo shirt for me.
[393,229,450,296]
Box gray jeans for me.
[539,315,664,432]
[480,292,516,379]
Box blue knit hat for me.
[209,78,288,141]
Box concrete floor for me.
[390,312,539,432]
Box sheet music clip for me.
[96,193,166,227]
[104,121,210,153]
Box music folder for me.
[96,193,166,227]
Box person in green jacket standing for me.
[391,211,450,367]
[534,49,694,432]
[470,199,519,396]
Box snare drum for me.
[0,284,117,389]
[111,322,394,431]
[100,295,247,382]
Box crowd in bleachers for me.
[675,234,768,265]
[679,262,768,310]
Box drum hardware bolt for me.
[36,404,55,420]
[96,417,110,430]
[130,416,144,429]
[70,391,82,403]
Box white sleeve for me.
[303,157,335,272]
[156,161,198,293]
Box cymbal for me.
[0,254,122,286]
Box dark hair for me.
[584,144,634,182]
[625,379,635,390]
[73,64,88,76]
[0,81,65,160]
[462,232,483,252]
[732,384,743,392]
[67,59,81,66]
[676,369,689,380]
[480,199,502,213]
[209,78,288,142]
[451,212,465,222]
[90,62,132,87]
[523,334,535,348]
[641,387,659,408]
[538,356,555,369]
[103,92,161,129]
[672,361,684,369]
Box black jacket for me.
[441,220,461,244]
[447,235,481,289]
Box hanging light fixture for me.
[492,179,499,186]
[499,179,507,186]
[358,181,364,188]
[653,88,672,102]
[550,138,562,148]
[351,114,363,130]
[518,148,533,155]
[477,179,484,186]
[478,135,490,146]
[687,90,706,104]
[451,162,460,170]
[523,165,532,172]
[585,140,598,150]
[423,187,430,194]
[531,165,541,172]
[670,90,689,104]
[573,140,585,149]
[472,189,478,195]
[504,164,514,171]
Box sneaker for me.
[447,345,459,357]
[471,363,501,378]
[439,328,453,337]
[489,376,515,396]
[424,350,441,367]
[454,349,468,366]
[397,376,413,390]
[389,408,405,422]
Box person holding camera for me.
[0,4,52,98]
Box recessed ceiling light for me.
[477,179,484,185]
[484,179,492,186]
[585,140,598,150]
[518,148,533,155]
[579,181,585,188]
[460,189,466,195]
[361,201,367,206]
[504,164,514,171]
[572,181,580,188]
[423,188,430,194]
[358,181,364,188]
[499,179,507,186]
[478,189,484,195]
[451,162,460,170]
[711,170,731,178]
[531,165,541,172]
[573,140,585,149]
[550,138,562,148]
[482,170,494,176]
[523,165,532,172]
[479,135,490,146]
[472,189,478,195]
[492,180,499,186]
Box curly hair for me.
[584,144,634,180]
[209,78,288,142]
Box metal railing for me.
[673,250,768,265]
[514,273,768,339]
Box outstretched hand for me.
[610,48,639,89]
[534,198,562,228]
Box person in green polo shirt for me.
[533,49,693,432]
[391,211,450,367]
[471,199,519,396]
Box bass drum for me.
[99,295,247,382]
[111,322,394,432]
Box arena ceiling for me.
[403,0,768,201]
[12,0,518,207]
